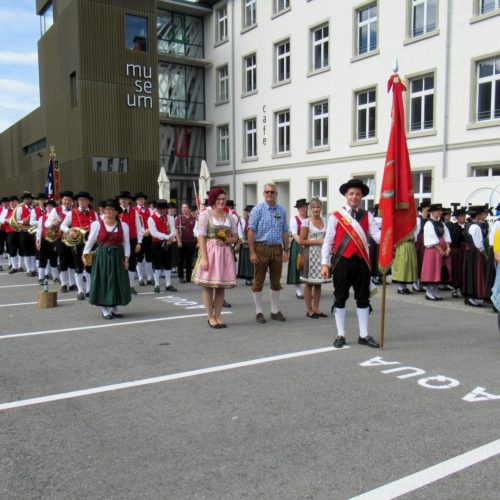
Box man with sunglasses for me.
[248,183,289,324]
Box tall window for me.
[412,171,432,205]
[243,0,256,29]
[244,118,257,159]
[311,24,329,71]
[353,175,375,210]
[357,4,377,55]
[275,39,290,83]
[274,0,290,14]
[480,0,500,14]
[310,179,328,215]
[311,101,329,148]
[356,89,376,140]
[244,53,257,93]
[409,74,434,131]
[217,125,229,163]
[216,65,229,103]
[275,110,291,153]
[476,57,500,122]
[216,5,228,43]
[126,14,148,51]
[412,0,437,37]
[40,2,54,36]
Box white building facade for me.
[203,0,500,215]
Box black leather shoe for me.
[223,300,232,308]
[77,292,85,300]
[358,335,380,348]
[425,295,438,301]
[154,286,160,293]
[306,312,319,319]
[60,285,68,293]
[69,284,78,292]
[111,312,124,318]
[256,313,266,324]
[139,280,146,286]
[165,285,178,292]
[130,287,138,295]
[451,291,460,298]
[397,288,412,295]
[103,314,113,320]
[333,336,346,348]
[270,311,286,321]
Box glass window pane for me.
[424,75,434,89]
[413,3,424,36]
[358,92,367,105]
[359,25,368,54]
[411,97,422,130]
[358,110,367,139]
[422,173,432,192]
[478,82,492,120]
[479,61,494,78]
[369,22,377,50]
[427,0,437,31]
[368,108,376,137]
[424,94,434,128]
[412,78,423,93]
[126,15,148,51]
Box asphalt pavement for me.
[1,266,499,500]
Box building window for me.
[243,53,257,93]
[409,74,434,131]
[274,0,290,14]
[311,101,329,148]
[40,2,54,36]
[353,175,375,210]
[412,170,432,205]
[217,125,230,163]
[470,164,500,176]
[70,72,77,108]
[92,157,129,173]
[157,11,204,58]
[411,0,437,37]
[275,110,291,154]
[356,3,377,55]
[244,118,257,159]
[480,0,500,14]
[126,14,148,51]
[243,0,256,29]
[311,23,329,71]
[216,5,228,43]
[310,178,328,215]
[275,39,290,83]
[216,65,229,103]
[355,88,376,140]
[23,138,47,156]
[476,57,500,122]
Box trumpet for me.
[8,203,37,234]
[62,227,89,247]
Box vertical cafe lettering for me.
[126,64,153,109]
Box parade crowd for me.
[1,179,499,340]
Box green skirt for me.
[392,240,418,284]
[237,245,254,279]
[286,239,301,284]
[89,245,132,307]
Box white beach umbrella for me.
[157,166,170,200]
[198,160,211,205]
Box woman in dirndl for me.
[287,199,308,299]
[237,204,254,286]
[192,187,238,328]
[299,198,331,318]
[83,199,131,319]
[420,204,452,301]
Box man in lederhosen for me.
[36,198,60,284]
[45,191,77,292]
[15,191,37,276]
[60,191,98,300]
[321,179,381,348]
[134,192,154,286]
[0,196,10,271]
[148,200,177,293]
[119,191,143,295]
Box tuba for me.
[62,227,89,247]
[8,203,37,235]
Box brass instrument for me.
[8,203,37,235]
[62,227,89,247]
[45,227,62,243]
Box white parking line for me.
[0,311,231,339]
[0,346,345,411]
[0,298,77,307]
[350,438,500,499]
[0,283,39,289]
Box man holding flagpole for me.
[321,179,381,348]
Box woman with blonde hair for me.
[299,197,331,318]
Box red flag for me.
[378,74,416,274]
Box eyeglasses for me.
[264,191,276,194]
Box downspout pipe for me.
[442,0,452,178]
[230,0,236,200]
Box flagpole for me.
[380,272,387,348]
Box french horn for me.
[62,227,89,247]
[8,203,37,235]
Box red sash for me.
[333,210,371,270]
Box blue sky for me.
[0,0,40,133]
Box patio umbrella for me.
[157,166,170,200]
[198,160,211,205]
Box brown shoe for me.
[256,313,266,324]
[270,311,286,322]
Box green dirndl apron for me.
[286,238,302,284]
[89,245,131,306]
[237,244,254,279]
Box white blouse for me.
[83,220,130,257]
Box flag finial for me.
[393,58,399,74]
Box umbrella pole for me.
[193,181,199,211]
[379,272,387,348]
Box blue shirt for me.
[248,202,289,244]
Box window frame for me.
[353,86,377,143]
[407,70,436,134]
[273,0,291,17]
[352,174,376,211]
[409,0,438,38]
[242,52,257,95]
[468,162,500,177]
[310,99,329,150]
[274,38,291,85]
[217,124,230,164]
[215,4,228,44]
[355,2,378,57]
[243,117,258,161]
[216,64,229,104]
[412,170,433,206]
[309,178,328,216]
[310,21,330,73]
[242,0,257,32]
[274,109,291,156]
